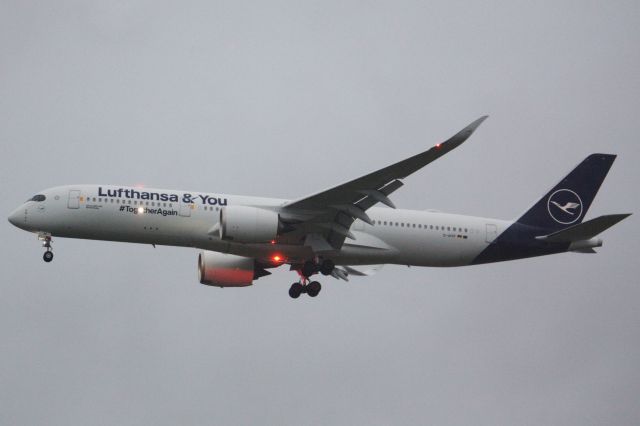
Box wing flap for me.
[331,264,385,281]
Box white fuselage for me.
[9,185,512,267]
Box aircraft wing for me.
[279,116,488,250]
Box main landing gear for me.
[39,234,54,262]
[288,280,321,299]
[288,259,334,299]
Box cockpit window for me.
[28,194,46,202]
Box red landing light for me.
[272,254,284,263]
[270,240,276,245]
[435,143,442,149]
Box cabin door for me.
[485,224,497,243]
[68,190,80,209]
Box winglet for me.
[439,115,489,150]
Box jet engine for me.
[198,251,255,287]
[219,205,279,243]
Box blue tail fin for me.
[516,154,616,231]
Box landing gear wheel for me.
[301,260,317,278]
[43,251,54,263]
[307,281,322,297]
[320,259,335,276]
[289,282,303,299]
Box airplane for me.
[8,116,631,298]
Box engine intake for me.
[198,251,255,287]
[219,205,279,243]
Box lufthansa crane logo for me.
[547,189,583,225]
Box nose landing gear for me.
[39,234,54,262]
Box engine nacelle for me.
[219,205,279,243]
[198,251,255,287]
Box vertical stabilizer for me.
[516,154,616,231]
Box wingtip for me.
[470,115,489,128]
[439,115,489,148]
[460,115,489,135]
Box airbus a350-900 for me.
[8,117,630,298]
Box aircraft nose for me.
[8,206,24,228]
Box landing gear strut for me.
[39,234,54,263]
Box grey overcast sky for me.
[1,1,639,425]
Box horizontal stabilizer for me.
[536,214,631,243]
